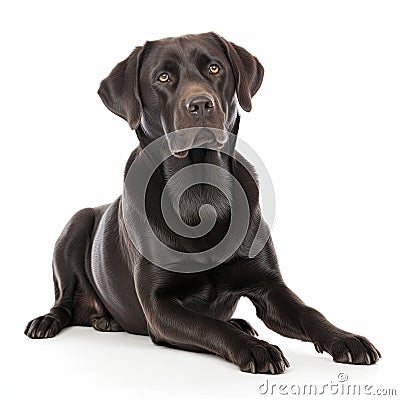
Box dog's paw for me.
[24,314,61,339]
[92,316,123,332]
[228,318,258,337]
[232,337,290,374]
[317,334,381,365]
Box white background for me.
[1,1,399,399]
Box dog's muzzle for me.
[166,127,228,158]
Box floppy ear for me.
[211,33,264,112]
[98,46,143,130]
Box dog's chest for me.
[176,275,239,319]
[179,184,231,226]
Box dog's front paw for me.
[316,334,381,365]
[24,314,61,339]
[231,337,290,374]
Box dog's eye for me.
[209,64,220,74]
[158,73,170,83]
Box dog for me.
[25,32,380,373]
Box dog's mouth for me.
[167,127,228,159]
[172,150,189,158]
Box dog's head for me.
[98,32,264,157]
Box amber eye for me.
[158,73,170,82]
[209,64,220,74]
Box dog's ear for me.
[210,33,264,112]
[98,46,143,130]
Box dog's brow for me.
[194,51,224,67]
[155,58,180,72]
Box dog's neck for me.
[162,149,233,226]
[129,115,241,227]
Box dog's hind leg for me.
[25,208,99,338]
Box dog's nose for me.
[186,95,214,118]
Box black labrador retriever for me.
[25,32,380,373]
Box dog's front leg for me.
[135,269,289,374]
[246,238,381,365]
